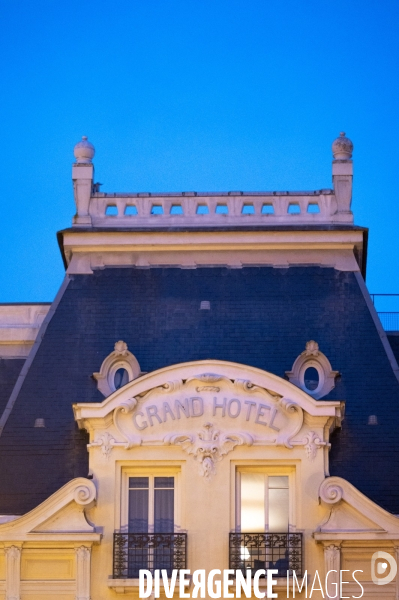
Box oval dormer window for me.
[304,366,319,391]
[114,368,129,390]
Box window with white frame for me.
[236,468,294,533]
[120,468,181,533]
[116,469,183,578]
[128,476,175,533]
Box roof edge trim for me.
[0,275,71,437]
[354,271,399,384]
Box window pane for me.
[114,368,129,390]
[154,477,174,489]
[154,488,174,532]
[129,477,149,489]
[268,476,289,489]
[304,367,319,391]
[128,486,149,533]
[240,473,265,532]
[268,477,289,532]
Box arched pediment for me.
[74,361,342,476]
[76,360,341,419]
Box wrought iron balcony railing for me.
[229,532,303,577]
[113,532,187,579]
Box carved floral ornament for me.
[286,340,339,399]
[86,372,334,478]
[93,340,141,397]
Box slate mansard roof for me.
[1,264,399,514]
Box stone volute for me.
[332,132,353,160]
[74,136,95,164]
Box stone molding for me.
[61,229,364,274]
[323,544,341,600]
[77,360,343,476]
[0,478,100,542]
[5,544,21,600]
[79,191,354,228]
[75,545,91,600]
[316,477,399,541]
[75,360,343,423]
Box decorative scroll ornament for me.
[319,479,344,505]
[73,481,97,506]
[164,422,253,480]
[88,398,142,458]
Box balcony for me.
[113,533,187,579]
[229,532,303,577]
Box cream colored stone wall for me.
[1,361,398,599]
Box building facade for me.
[0,134,399,599]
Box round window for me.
[114,368,129,390]
[304,366,319,391]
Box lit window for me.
[239,472,289,533]
[234,469,297,576]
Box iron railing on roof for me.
[229,532,303,577]
[113,532,187,579]
[371,294,399,331]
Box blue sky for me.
[0,0,398,304]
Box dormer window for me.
[286,341,338,399]
[93,341,141,397]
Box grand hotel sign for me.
[74,361,342,479]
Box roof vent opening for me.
[170,205,184,215]
[34,418,46,428]
[105,205,118,216]
[151,205,164,215]
[368,415,378,425]
[288,203,301,214]
[200,301,210,310]
[261,203,274,214]
[124,205,138,216]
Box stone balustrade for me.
[84,189,353,227]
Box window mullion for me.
[149,476,154,532]
[264,475,269,532]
